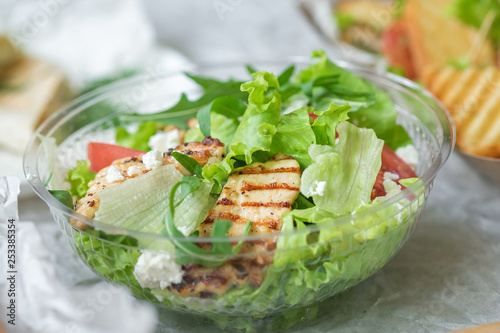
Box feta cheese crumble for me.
[133,250,184,290]
[382,172,402,198]
[310,180,326,196]
[105,165,124,183]
[126,165,142,176]
[395,144,419,170]
[148,129,181,152]
[142,150,163,170]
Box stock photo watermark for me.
[7,0,71,48]
[63,285,125,333]
[5,217,17,326]
[213,0,244,21]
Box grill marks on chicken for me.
[199,153,301,237]
[71,137,224,230]
[170,153,301,298]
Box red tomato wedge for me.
[372,145,418,200]
[309,113,318,122]
[381,20,417,80]
[87,142,146,173]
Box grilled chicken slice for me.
[170,153,301,298]
[71,137,224,230]
[199,153,301,237]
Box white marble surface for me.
[1,0,500,332]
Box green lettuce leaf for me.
[300,121,383,215]
[185,112,240,145]
[65,160,96,198]
[203,71,282,190]
[311,102,351,145]
[94,164,184,233]
[228,71,282,164]
[297,50,412,150]
[269,107,316,168]
[74,230,158,302]
[115,121,157,151]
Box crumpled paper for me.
[0,177,157,333]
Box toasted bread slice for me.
[404,0,495,78]
[422,66,500,157]
[336,0,394,30]
[0,58,71,153]
[0,35,20,71]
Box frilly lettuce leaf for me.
[202,71,282,191]
[228,72,281,164]
[269,107,316,168]
[311,102,351,145]
[65,160,96,199]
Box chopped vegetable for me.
[87,142,145,172]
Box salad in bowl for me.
[24,51,454,332]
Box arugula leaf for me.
[298,50,411,150]
[197,103,212,137]
[164,178,252,267]
[245,64,257,75]
[277,65,296,86]
[45,158,73,210]
[65,160,96,198]
[115,121,157,151]
[176,176,201,207]
[120,74,247,123]
[293,193,315,209]
[48,190,74,209]
[171,152,204,176]
[197,96,247,137]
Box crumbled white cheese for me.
[142,150,163,170]
[395,144,419,170]
[105,165,124,183]
[133,250,184,290]
[126,165,142,176]
[382,172,402,198]
[310,180,327,196]
[148,129,181,152]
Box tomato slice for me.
[309,112,318,122]
[87,142,146,173]
[381,20,417,80]
[371,145,418,200]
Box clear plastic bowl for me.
[23,60,454,332]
